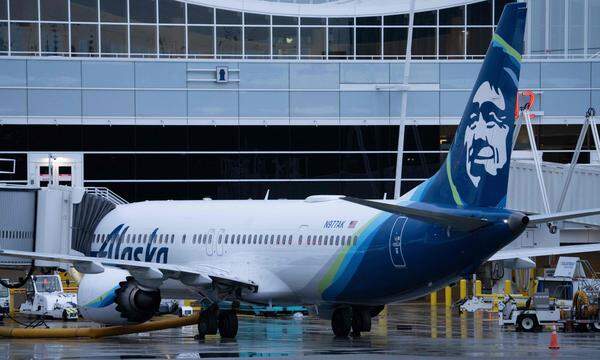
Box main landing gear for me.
[331,306,375,338]
[197,303,239,339]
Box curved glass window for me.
[159,0,184,24]
[158,25,185,55]
[187,4,213,24]
[101,24,128,54]
[71,24,98,55]
[0,23,7,52]
[217,26,242,56]
[245,12,269,25]
[188,26,213,56]
[412,28,436,58]
[357,16,381,26]
[100,0,127,23]
[300,27,325,59]
[41,23,68,54]
[439,6,464,26]
[467,27,492,56]
[159,25,185,56]
[130,25,156,55]
[216,9,241,25]
[328,27,353,59]
[467,0,492,25]
[329,17,353,26]
[301,17,325,26]
[41,0,68,21]
[11,22,38,54]
[273,27,297,58]
[71,0,98,22]
[130,0,157,23]
[0,0,6,20]
[414,10,436,26]
[273,16,297,26]
[10,0,38,21]
[384,27,407,57]
[356,27,381,58]
[384,14,407,26]
[439,28,465,57]
[245,26,270,56]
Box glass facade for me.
[1,0,597,59]
[0,0,598,202]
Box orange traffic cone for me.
[548,324,560,350]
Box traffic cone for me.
[548,324,560,350]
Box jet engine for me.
[77,267,161,325]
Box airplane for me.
[2,3,600,339]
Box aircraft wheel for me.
[351,308,371,336]
[197,305,219,339]
[331,307,352,338]
[218,310,239,339]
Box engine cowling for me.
[78,267,161,325]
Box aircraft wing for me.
[528,208,600,224]
[0,249,258,292]
[489,243,600,261]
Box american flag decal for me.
[348,221,358,229]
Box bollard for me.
[475,280,482,296]
[445,286,452,307]
[430,291,438,306]
[459,279,467,300]
[504,280,511,295]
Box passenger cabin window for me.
[298,235,303,245]
[182,234,186,244]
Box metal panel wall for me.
[0,187,36,266]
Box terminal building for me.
[0,0,598,204]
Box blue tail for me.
[409,3,526,208]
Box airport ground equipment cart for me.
[0,280,9,315]
[19,275,78,321]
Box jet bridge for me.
[0,185,121,269]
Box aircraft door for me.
[206,229,215,256]
[389,216,407,268]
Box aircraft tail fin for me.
[408,3,527,208]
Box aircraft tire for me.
[218,310,239,339]
[331,307,352,338]
[198,306,219,338]
[351,308,371,335]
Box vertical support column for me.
[475,280,482,297]
[524,109,551,214]
[556,117,589,211]
[504,280,512,295]
[444,286,452,307]
[459,279,467,300]
[430,291,437,306]
[393,0,415,199]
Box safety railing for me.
[84,187,128,205]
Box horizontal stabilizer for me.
[529,208,600,224]
[341,197,490,231]
[490,243,600,261]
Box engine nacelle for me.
[78,267,161,325]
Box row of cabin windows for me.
[92,232,359,247]
[0,229,33,239]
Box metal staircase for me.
[84,187,128,205]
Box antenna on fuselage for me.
[264,189,270,200]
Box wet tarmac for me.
[1,304,600,359]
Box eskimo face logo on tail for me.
[464,80,510,188]
[94,225,168,264]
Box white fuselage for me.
[89,197,391,305]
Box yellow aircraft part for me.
[0,313,200,339]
